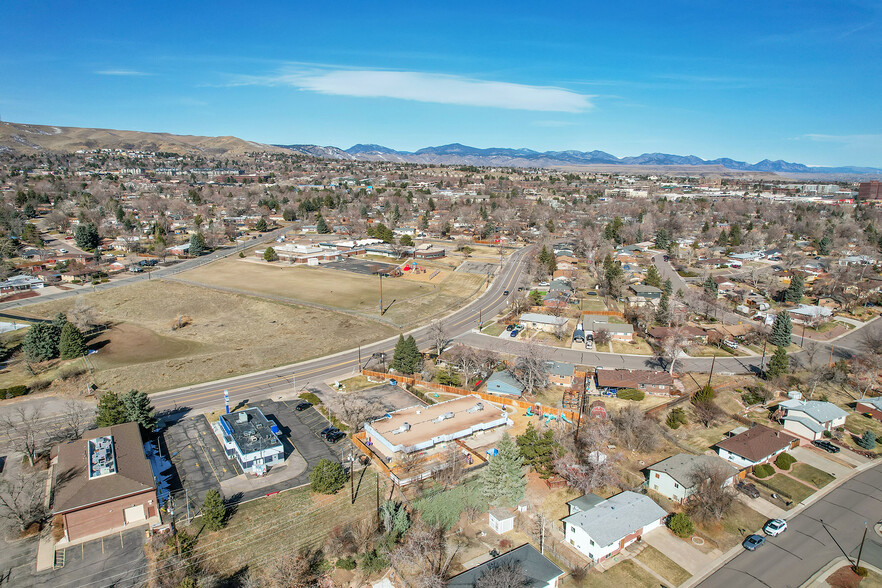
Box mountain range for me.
[277,142,882,176]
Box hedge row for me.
[1,385,29,399]
[753,464,775,478]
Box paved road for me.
[0,227,288,312]
[147,246,534,414]
[698,462,882,588]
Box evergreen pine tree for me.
[515,423,558,478]
[255,217,268,232]
[703,276,718,296]
[22,323,59,361]
[785,274,804,303]
[201,489,227,531]
[771,313,792,347]
[391,335,408,373]
[663,278,673,297]
[96,391,127,427]
[765,345,789,379]
[189,232,205,256]
[316,215,330,234]
[58,322,86,359]
[656,292,671,325]
[645,265,662,288]
[263,247,278,261]
[480,433,526,506]
[404,335,422,374]
[121,389,157,432]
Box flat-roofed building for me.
[364,395,511,458]
[52,422,159,542]
[218,408,284,475]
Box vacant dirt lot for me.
[178,256,486,325]
[18,280,397,393]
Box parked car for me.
[812,439,840,453]
[736,482,760,499]
[742,534,766,551]
[294,401,312,411]
[538,281,550,287]
[505,324,515,331]
[585,339,594,350]
[319,426,339,439]
[723,340,739,349]
[763,519,787,536]
[326,431,346,443]
[510,329,520,337]
[517,287,524,291]
[58,248,68,254]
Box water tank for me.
[788,390,802,400]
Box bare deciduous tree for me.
[475,561,528,588]
[661,329,691,375]
[0,470,47,532]
[1,406,45,466]
[692,401,724,428]
[392,522,459,582]
[687,463,736,523]
[429,320,449,357]
[611,405,661,452]
[514,342,548,396]
[59,400,94,442]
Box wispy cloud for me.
[95,69,151,76]
[799,133,882,143]
[531,120,579,127]
[232,68,594,112]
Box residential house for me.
[856,397,882,422]
[645,454,739,503]
[584,317,634,342]
[546,361,575,387]
[520,313,569,333]
[563,491,667,562]
[595,369,675,395]
[51,422,160,542]
[446,544,563,588]
[486,370,527,397]
[776,399,848,441]
[715,424,798,468]
[629,284,663,301]
[787,304,833,324]
[0,275,44,293]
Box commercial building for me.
[218,408,284,475]
[859,182,882,200]
[364,395,510,458]
[52,422,159,542]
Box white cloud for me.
[801,133,882,143]
[236,68,593,112]
[95,69,151,76]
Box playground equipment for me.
[561,414,574,424]
[544,414,558,425]
[524,407,534,417]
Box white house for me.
[715,424,798,468]
[562,491,667,562]
[645,454,739,503]
[488,508,515,534]
[777,399,848,441]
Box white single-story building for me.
[489,508,515,534]
[777,399,848,441]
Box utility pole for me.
[350,454,355,504]
[185,488,191,525]
[760,339,767,372]
[706,352,716,389]
[856,523,869,571]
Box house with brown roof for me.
[52,422,159,542]
[714,424,798,468]
[595,369,675,395]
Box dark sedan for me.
[294,401,312,411]
[742,534,766,551]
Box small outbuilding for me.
[488,508,515,534]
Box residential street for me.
[697,462,882,588]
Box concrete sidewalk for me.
[734,493,786,520]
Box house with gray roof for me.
[520,312,569,332]
[546,361,575,387]
[645,453,739,503]
[777,399,848,441]
[486,370,526,397]
[446,544,564,588]
[563,491,667,562]
[583,317,634,342]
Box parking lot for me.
[254,399,358,465]
[455,260,498,275]
[327,257,400,276]
[32,529,147,588]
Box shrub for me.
[299,392,322,405]
[360,549,388,574]
[667,512,694,538]
[692,384,715,405]
[753,464,775,478]
[616,388,645,401]
[665,407,688,429]
[856,430,877,450]
[823,430,833,439]
[854,567,869,578]
[309,459,347,494]
[336,556,357,570]
[1,385,29,399]
[775,452,796,470]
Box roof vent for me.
[433,412,455,423]
[467,402,485,413]
[392,422,411,435]
[238,411,249,423]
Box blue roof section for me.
[486,370,525,396]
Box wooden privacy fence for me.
[361,369,582,422]
[581,310,626,318]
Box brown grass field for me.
[178,256,486,325]
[14,280,397,393]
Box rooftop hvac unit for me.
[466,403,485,413]
[433,412,455,423]
[392,422,411,435]
[238,412,249,423]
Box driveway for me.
[791,446,853,478]
[643,527,717,575]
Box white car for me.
[58,248,68,254]
[763,519,787,536]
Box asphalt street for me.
[698,462,882,588]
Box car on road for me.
[736,482,760,499]
[326,431,346,443]
[663,255,670,261]
[510,329,520,337]
[742,534,766,551]
[294,401,312,411]
[763,519,787,536]
[503,290,509,296]
[319,426,339,439]
[812,439,840,453]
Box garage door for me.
[124,505,146,524]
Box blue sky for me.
[1,1,880,166]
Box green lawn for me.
[635,545,691,586]
[790,463,835,488]
[763,474,816,503]
[843,413,882,455]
